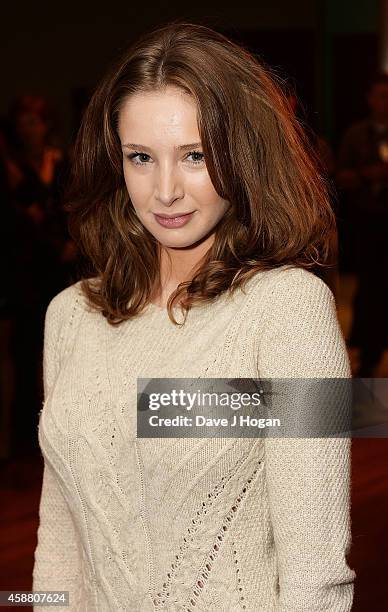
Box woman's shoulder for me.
[246,265,348,378]
[43,278,99,368]
[240,264,339,344]
[46,279,87,318]
[44,277,97,337]
[245,264,335,306]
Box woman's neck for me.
[150,232,215,306]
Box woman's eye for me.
[127,152,151,165]
[126,151,205,166]
[186,151,205,165]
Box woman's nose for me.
[154,165,184,205]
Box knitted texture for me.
[32,264,356,611]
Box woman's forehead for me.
[118,88,200,146]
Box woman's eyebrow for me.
[122,142,202,151]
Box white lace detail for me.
[153,462,261,610]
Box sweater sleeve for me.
[32,290,84,610]
[257,268,356,612]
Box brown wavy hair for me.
[65,20,337,326]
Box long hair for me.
[66,20,337,326]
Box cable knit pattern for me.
[32,264,356,611]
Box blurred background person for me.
[336,72,388,377]
[3,94,76,453]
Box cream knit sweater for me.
[32,264,356,611]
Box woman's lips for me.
[154,211,195,228]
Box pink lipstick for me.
[154,212,195,228]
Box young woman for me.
[33,21,356,611]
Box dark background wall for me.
[0,1,380,147]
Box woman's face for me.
[117,86,230,249]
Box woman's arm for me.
[32,291,84,610]
[257,268,356,612]
[33,460,84,608]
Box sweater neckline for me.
[142,295,225,318]
[144,301,185,314]
[144,300,208,317]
